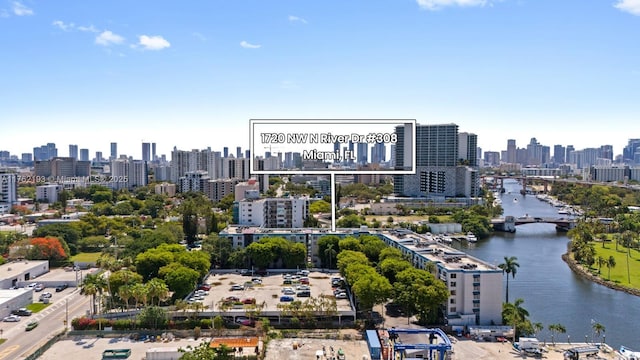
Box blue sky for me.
[1,0,639,160]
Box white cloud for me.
[52,20,74,31]
[615,0,640,15]
[416,0,489,10]
[137,35,171,50]
[240,40,261,49]
[95,30,125,46]
[78,25,99,33]
[288,15,308,24]
[12,1,33,16]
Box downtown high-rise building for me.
[68,144,78,159]
[370,143,386,164]
[506,139,516,164]
[356,142,368,165]
[458,132,478,167]
[110,142,117,160]
[142,142,151,162]
[80,148,89,162]
[553,145,566,165]
[33,143,57,161]
[394,123,478,199]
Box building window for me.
[473,302,480,309]
[450,281,456,287]
[450,307,456,313]
[450,273,457,279]
[450,290,456,296]
[450,298,455,304]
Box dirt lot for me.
[264,337,370,360]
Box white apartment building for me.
[36,184,64,203]
[379,229,502,326]
[0,173,17,214]
[155,182,176,197]
[235,197,309,228]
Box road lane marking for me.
[0,345,20,360]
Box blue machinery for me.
[387,328,453,360]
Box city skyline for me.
[2,1,640,158]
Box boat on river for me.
[466,232,477,242]
[618,345,640,360]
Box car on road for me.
[25,320,38,331]
[12,308,32,316]
[280,295,294,302]
[55,284,68,292]
[3,315,21,322]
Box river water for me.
[452,179,639,349]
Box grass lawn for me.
[27,302,50,313]
[593,244,640,290]
[69,252,101,263]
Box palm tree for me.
[592,322,605,343]
[532,322,543,338]
[146,278,170,306]
[498,256,520,303]
[81,273,107,315]
[131,283,148,309]
[597,256,606,274]
[502,298,529,341]
[118,285,133,310]
[548,323,566,346]
[324,243,337,269]
[606,256,616,280]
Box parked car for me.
[283,289,295,295]
[335,292,348,299]
[34,284,45,292]
[296,291,311,297]
[242,298,256,304]
[225,296,240,302]
[55,284,68,292]
[39,292,53,301]
[296,285,310,291]
[280,295,294,302]
[230,284,244,291]
[25,321,39,331]
[299,277,309,284]
[198,284,211,291]
[12,308,32,316]
[3,315,21,322]
[235,317,255,326]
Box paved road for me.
[0,288,90,360]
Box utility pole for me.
[65,299,69,330]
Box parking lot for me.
[190,271,354,319]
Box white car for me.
[281,287,293,293]
[296,285,310,291]
[335,292,348,299]
[3,315,21,322]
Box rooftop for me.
[0,260,49,281]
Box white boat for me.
[618,345,640,360]
[466,232,477,242]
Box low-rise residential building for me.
[234,197,309,228]
[219,226,502,326]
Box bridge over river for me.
[491,215,576,232]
